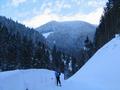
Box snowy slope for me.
[0,69,64,90]
[42,32,53,38]
[63,36,120,90]
[0,36,120,90]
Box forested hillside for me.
[94,0,120,50]
[0,16,84,79]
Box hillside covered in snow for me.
[0,69,64,90]
[0,36,120,90]
[64,36,120,90]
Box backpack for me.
[58,72,61,76]
[55,71,60,77]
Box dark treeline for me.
[94,0,120,50]
[84,0,120,64]
[0,17,85,79]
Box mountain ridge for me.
[36,20,96,56]
[0,16,45,44]
[36,20,96,33]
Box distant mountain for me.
[36,21,58,33]
[36,21,96,56]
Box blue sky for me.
[0,0,108,28]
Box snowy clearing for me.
[42,32,53,38]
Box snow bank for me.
[0,69,64,90]
[65,36,120,90]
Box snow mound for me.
[0,69,64,90]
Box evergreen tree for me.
[52,45,57,69]
[0,24,9,70]
[43,49,50,68]
[94,0,120,50]
[21,37,33,69]
[84,36,94,57]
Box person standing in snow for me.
[55,70,61,86]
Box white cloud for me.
[40,2,54,13]
[72,0,84,6]
[54,1,71,12]
[77,1,81,6]
[22,8,59,28]
[10,0,26,7]
[22,7,104,28]
[43,8,52,14]
[54,1,65,12]
[63,4,71,9]
[32,0,36,3]
[74,8,104,25]
[87,0,107,8]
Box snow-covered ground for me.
[42,32,53,38]
[0,69,64,90]
[0,36,120,90]
[64,36,120,90]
